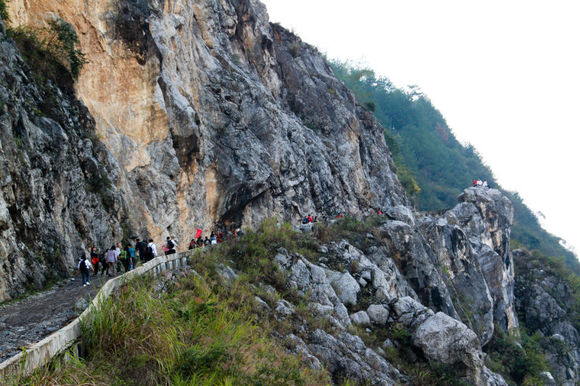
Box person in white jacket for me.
[147,239,158,260]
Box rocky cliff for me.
[205,187,518,385]
[514,249,580,385]
[0,0,564,384]
[1,0,408,300]
[0,20,125,301]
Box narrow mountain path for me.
[0,272,114,362]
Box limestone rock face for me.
[0,23,125,301]
[2,0,408,299]
[0,0,522,383]
[412,312,485,382]
[415,187,518,344]
[272,245,505,385]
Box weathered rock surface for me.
[0,22,125,302]
[3,0,407,301]
[0,0,539,384]
[272,243,506,385]
[416,187,518,344]
[514,249,580,385]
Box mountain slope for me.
[1,0,407,300]
[329,61,579,273]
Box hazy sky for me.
[261,0,580,255]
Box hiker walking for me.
[127,244,135,270]
[114,242,122,272]
[135,238,147,263]
[146,239,158,261]
[105,246,117,276]
[188,238,196,250]
[77,254,93,287]
[165,236,177,255]
[90,246,100,277]
[100,250,108,276]
[119,247,128,272]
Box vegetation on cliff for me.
[14,219,475,385]
[7,19,87,82]
[14,224,330,384]
[329,60,579,274]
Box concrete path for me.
[0,272,116,362]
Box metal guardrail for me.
[0,250,194,379]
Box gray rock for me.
[275,300,295,317]
[383,338,395,349]
[254,296,270,311]
[217,264,238,284]
[385,205,416,226]
[539,371,556,385]
[308,329,404,385]
[285,334,322,370]
[350,311,370,326]
[328,271,360,306]
[413,312,486,382]
[367,304,390,325]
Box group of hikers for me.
[76,228,241,287]
[472,178,490,188]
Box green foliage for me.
[0,0,9,23]
[17,269,328,385]
[85,174,114,210]
[46,19,87,79]
[485,327,548,385]
[363,101,376,112]
[314,215,383,254]
[514,247,580,332]
[289,41,301,58]
[330,59,579,273]
[7,18,87,82]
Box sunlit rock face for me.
[2,0,407,299]
[0,20,124,302]
[0,3,524,383]
[375,187,517,346]
[417,187,519,344]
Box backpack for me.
[146,245,153,258]
[167,239,175,249]
[79,258,90,273]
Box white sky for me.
[261,0,579,256]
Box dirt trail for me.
[0,272,115,362]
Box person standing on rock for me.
[77,254,93,287]
[105,246,117,276]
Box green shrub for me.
[0,0,9,23]
[18,271,328,385]
[8,18,87,81]
[484,326,548,384]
